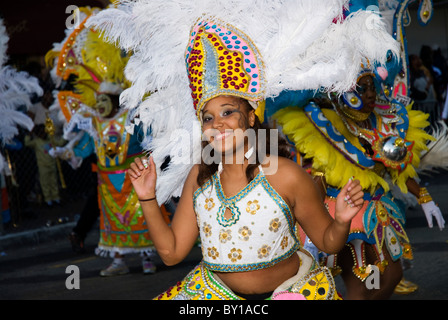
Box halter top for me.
[193,165,300,272]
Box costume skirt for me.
[323,190,413,280]
[155,249,342,300]
[95,164,155,257]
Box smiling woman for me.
[198,96,290,187]
[88,0,399,301]
[125,15,366,301]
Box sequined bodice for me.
[193,167,299,272]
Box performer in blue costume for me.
[274,63,445,299]
[268,0,445,299]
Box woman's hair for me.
[196,97,294,186]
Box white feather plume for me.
[0,19,42,148]
[418,121,448,175]
[87,0,400,203]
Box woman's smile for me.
[214,131,232,141]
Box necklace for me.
[337,102,371,122]
[333,102,413,171]
[334,103,376,144]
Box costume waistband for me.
[97,153,142,173]
[155,249,341,300]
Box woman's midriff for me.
[215,253,301,295]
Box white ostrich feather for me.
[0,108,34,143]
[0,19,42,147]
[87,0,400,203]
[419,121,448,175]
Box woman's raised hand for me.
[335,178,364,225]
[128,155,157,200]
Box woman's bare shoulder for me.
[262,156,304,178]
[263,156,314,196]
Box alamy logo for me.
[65,265,80,290]
[365,265,380,290]
[65,5,81,29]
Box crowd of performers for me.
[1,0,447,300]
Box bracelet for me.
[417,187,432,205]
[139,197,156,202]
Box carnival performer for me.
[273,65,445,299]
[45,7,159,276]
[89,0,399,299]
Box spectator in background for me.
[409,54,439,126]
[420,45,446,104]
[24,124,65,207]
[432,45,448,124]
[432,45,448,102]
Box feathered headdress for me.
[46,7,130,138]
[87,0,400,204]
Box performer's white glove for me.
[421,201,445,230]
[48,147,59,158]
[49,146,69,159]
[68,155,83,170]
[49,146,83,169]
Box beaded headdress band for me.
[185,18,265,119]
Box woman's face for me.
[201,95,255,156]
[357,75,376,114]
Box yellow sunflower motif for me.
[204,198,215,211]
[258,245,271,259]
[207,247,219,260]
[203,222,212,237]
[238,226,252,241]
[281,236,289,250]
[269,218,281,232]
[246,200,260,215]
[219,229,232,243]
[228,248,243,262]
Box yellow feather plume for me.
[274,104,433,195]
[74,27,130,105]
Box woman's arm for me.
[271,158,364,254]
[128,156,200,265]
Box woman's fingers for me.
[134,156,147,170]
[149,155,155,169]
[128,156,151,179]
[128,162,142,179]
[343,179,364,207]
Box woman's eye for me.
[222,110,234,116]
[202,116,212,123]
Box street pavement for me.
[1,171,447,301]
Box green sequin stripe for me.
[203,265,240,300]
[97,153,142,172]
[213,170,264,203]
[216,203,242,227]
[212,168,297,237]
[213,171,264,227]
[181,263,239,300]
